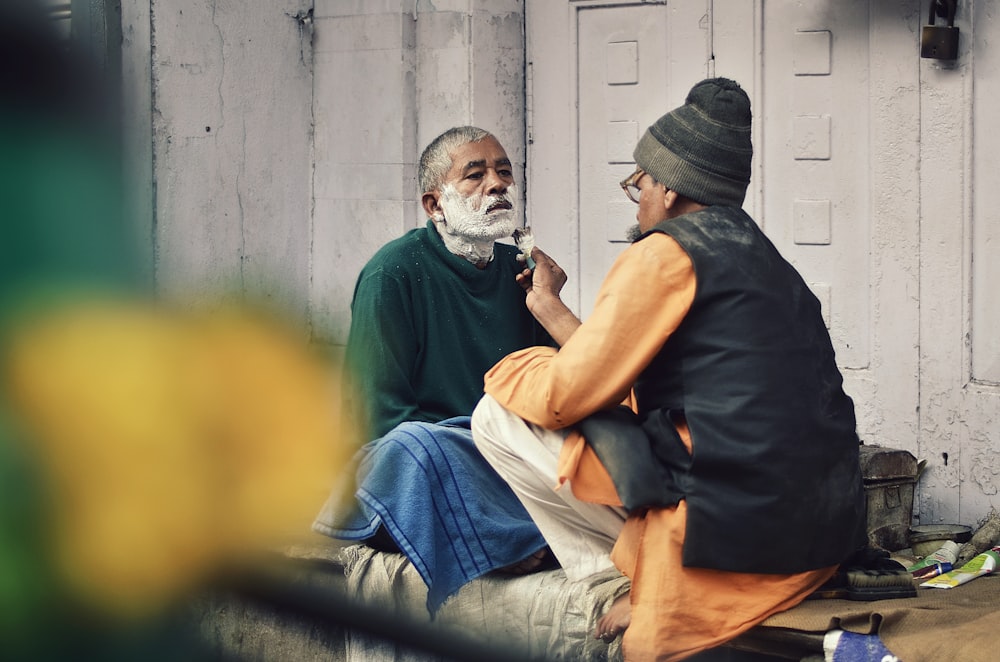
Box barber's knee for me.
[471,394,504,450]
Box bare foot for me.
[496,547,552,575]
[594,591,631,643]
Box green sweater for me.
[345,220,552,441]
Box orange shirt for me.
[484,233,835,660]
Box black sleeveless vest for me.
[634,206,866,574]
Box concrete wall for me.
[136,0,316,327]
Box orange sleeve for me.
[483,233,696,503]
[484,232,695,428]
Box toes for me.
[496,548,553,575]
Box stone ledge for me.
[194,536,351,662]
[193,538,826,661]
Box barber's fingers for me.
[530,246,555,268]
[529,247,568,294]
[514,268,533,292]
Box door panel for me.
[761,2,872,373]
[577,5,671,318]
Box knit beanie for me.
[633,77,752,207]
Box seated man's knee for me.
[390,420,430,437]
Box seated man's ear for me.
[422,191,442,219]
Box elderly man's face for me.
[443,135,514,200]
[426,136,519,242]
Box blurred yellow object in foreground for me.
[3,302,351,619]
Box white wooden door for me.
[527,0,918,440]
[760,0,1000,526]
[577,5,670,318]
[758,0,922,451]
[526,0,712,319]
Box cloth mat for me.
[758,573,1000,662]
[313,417,546,613]
[339,544,631,662]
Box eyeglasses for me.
[620,168,645,204]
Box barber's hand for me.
[515,247,567,299]
[516,247,579,345]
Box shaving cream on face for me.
[434,183,520,264]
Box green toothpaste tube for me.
[907,540,960,574]
[920,547,1000,589]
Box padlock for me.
[921,0,959,60]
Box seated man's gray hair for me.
[418,126,493,194]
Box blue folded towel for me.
[824,629,899,662]
[314,417,547,613]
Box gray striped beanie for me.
[633,77,752,207]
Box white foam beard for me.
[433,183,520,264]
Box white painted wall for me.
[121,0,998,530]
[759,0,1000,530]
[917,0,1000,527]
[125,0,316,327]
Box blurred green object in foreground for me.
[0,118,143,323]
[0,409,54,645]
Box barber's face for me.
[427,137,519,241]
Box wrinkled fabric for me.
[824,630,899,662]
[314,418,546,613]
[641,208,865,574]
[483,232,835,660]
[340,544,630,662]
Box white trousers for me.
[471,394,628,581]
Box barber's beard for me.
[625,223,643,242]
[434,184,520,264]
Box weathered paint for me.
[147,0,315,328]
